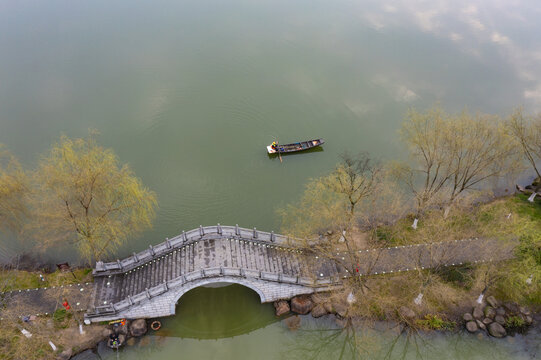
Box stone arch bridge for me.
[85,225,512,322]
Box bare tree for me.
[507,108,541,180]
[400,106,521,214]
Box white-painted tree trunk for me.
[476,293,484,304]
[443,206,450,219]
[49,341,57,351]
[528,192,536,202]
[414,293,423,305]
[412,218,418,230]
[21,329,32,338]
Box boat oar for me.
[277,139,282,163]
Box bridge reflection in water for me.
[157,284,278,340]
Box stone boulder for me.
[311,293,330,304]
[494,315,505,325]
[488,322,506,338]
[274,300,290,316]
[484,306,495,319]
[118,334,127,345]
[496,307,506,316]
[291,295,314,315]
[476,320,486,331]
[332,301,348,318]
[519,306,531,316]
[482,318,493,325]
[466,321,478,333]
[473,305,484,320]
[129,319,147,337]
[311,304,327,318]
[57,348,72,360]
[323,302,334,314]
[399,306,416,320]
[504,302,519,314]
[463,313,473,322]
[486,296,499,308]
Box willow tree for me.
[0,145,29,233]
[400,106,520,213]
[507,108,541,180]
[30,135,157,264]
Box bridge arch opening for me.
[163,283,276,339]
[172,279,265,306]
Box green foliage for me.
[0,145,29,233]
[415,314,455,330]
[505,315,526,330]
[53,309,72,329]
[53,309,67,323]
[0,268,93,292]
[29,133,158,263]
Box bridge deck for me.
[86,225,515,321]
[91,236,338,310]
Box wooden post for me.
[217,223,222,235]
[199,225,204,237]
[253,227,258,239]
[235,224,240,236]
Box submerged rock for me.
[284,316,301,331]
[274,300,290,316]
[291,295,314,315]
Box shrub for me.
[416,314,455,330]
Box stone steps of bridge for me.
[94,238,312,306]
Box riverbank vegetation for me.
[280,106,541,330]
[0,132,157,264]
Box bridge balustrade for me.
[93,225,293,276]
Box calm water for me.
[2,0,541,358]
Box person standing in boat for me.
[271,141,278,151]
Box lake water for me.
[1,0,541,358]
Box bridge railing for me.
[94,224,294,275]
[86,266,341,318]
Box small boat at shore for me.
[267,138,324,154]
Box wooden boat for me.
[267,138,324,154]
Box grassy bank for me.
[0,268,92,292]
[347,194,540,326]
